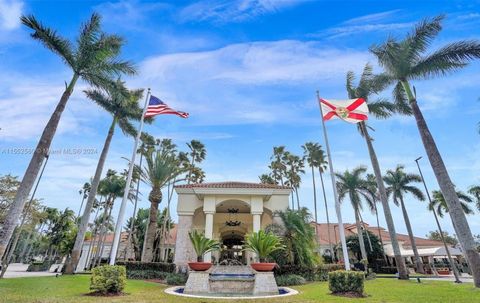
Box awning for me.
[385,246,463,258]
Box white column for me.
[204,212,214,262]
[253,214,261,232]
[173,214,194,273]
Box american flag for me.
[144,95,189,118]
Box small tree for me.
[244,230,285,263]
[188,230,220,262]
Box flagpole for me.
[109,88,151,265]
[316,91,350,271]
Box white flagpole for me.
[109,88,151,265]
[316,91,350,271]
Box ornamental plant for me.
[244,230,285,262]
[90,265,126,295]
[188,230,220,262]
[328,270,365,296]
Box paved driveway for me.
[3,263,60,278]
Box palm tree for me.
[335,166,371,266]
[186,140,206,184]
[384,165,426,274]
[65,81,143,273]
[346,63,409,278]
[270,146,287,186]
[0,14,136,258]
[91,171,125,267]
[370,15,480,286]
[467,185,480,212]
[302,142,320,224]
[77,182,91,218]
[276,208,317,266]
[284,152,305,209]
[430,190,474,218]
[140,148,185,262]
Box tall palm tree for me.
[384,165,426,274]
[91,171,125,267]
[77,182,91,218]
[270,146,287,186]
[65,81,143,273]
[0,14,136,258]
[335,166,372,265]
[370,15,480,286]
[302,142,320,224]
[302,142,334,255]
[467,185,480,212]
[430,190,474,218]
[140,148,185,262]
[186,140,206,184]
[346,63,409,278]
[284,152,305,209]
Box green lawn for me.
[0,275,478,303]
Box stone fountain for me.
[184,264,279,296]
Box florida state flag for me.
[320,98,369,123]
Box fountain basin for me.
[165,286,299,299]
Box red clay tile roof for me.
[175,181,291,190]
[312,222,444,248]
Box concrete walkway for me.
[2,263,60,278]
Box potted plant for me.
[244,230,285,271]
[188,230,220,271]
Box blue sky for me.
[1,0,480,239]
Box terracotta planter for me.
[188,262,212,271]
[251,262,276,272]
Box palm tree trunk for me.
[92,198,111,267]
[354,208,368,265]
[0,74,79,259]
[359,122,409,279]
[65,117,116,274]
[123,154,143,260]
[359,212,373,251]
[399,196,424,274]
[318,169,334,259]
[373,201,388,263]
[311,166,318,224]
[77,195,86,219]
[142,196,160,262]
[295,188,300,210]
[401,80,480,287]
[84,207,101,269]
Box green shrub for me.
[166,273,187,285]
[328,270,364,295]
[90,265,126,295]
[275,274,306,286]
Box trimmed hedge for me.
[90,265,126,295]
[274,264,344,281]
[166,273,187,285]
[328,270,364,295]
[116,261,176,273]
[275,274,306,286]
[126,269,169,280]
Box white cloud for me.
[137,40,370,126]
[178,0,305,23]
[312,9,413,39]
[0,0,23,30]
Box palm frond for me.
[393,82,412,115]
[411,41,480,79]
[404,15,444,63]
[368,98,396,119]
[20,15,75,69]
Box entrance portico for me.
[173,182,291,272]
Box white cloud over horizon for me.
[0,0,23,30]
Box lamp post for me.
[414,156,462,283]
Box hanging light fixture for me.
[225,208,241,226]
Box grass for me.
[0,275,479,303]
